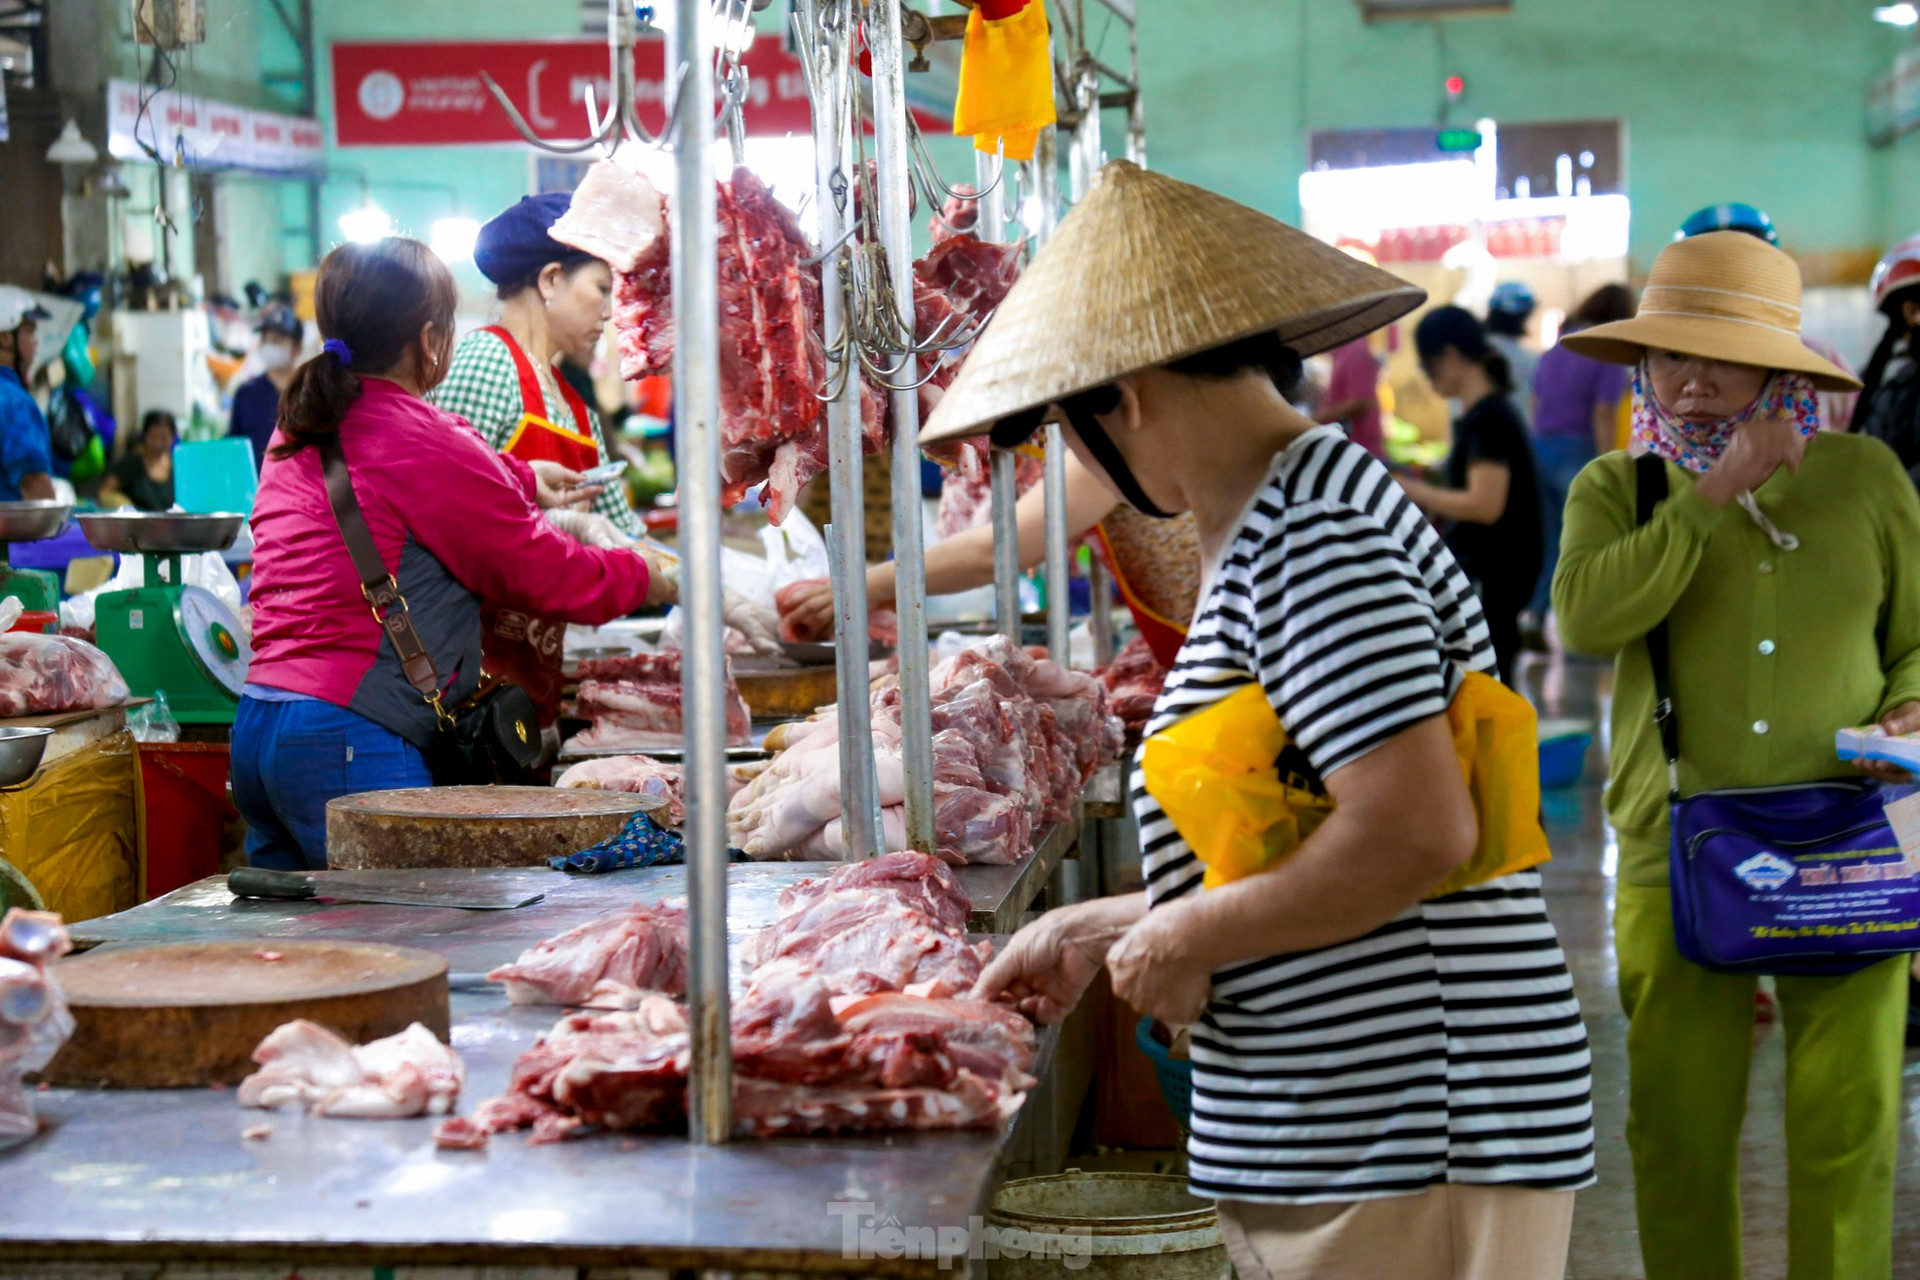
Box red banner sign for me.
[332,38,950,148]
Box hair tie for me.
[321,337,354,364]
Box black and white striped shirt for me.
[1137,427,1595,1203]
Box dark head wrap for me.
[473,193,596,290]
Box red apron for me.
[1092,523,1189,668]
[480,326,602,724]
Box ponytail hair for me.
[1415,304,1512,394]
[273,237,457,459]
[1483,349,1515,395]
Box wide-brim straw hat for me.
[918,160,1427,445]
[1562,231,1860,392]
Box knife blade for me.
[226,868,546,911]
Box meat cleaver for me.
[227,868,546,911]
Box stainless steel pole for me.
[1125,17,1146,168]
[1033,126,1071,664]
[870,0,936,855]
[1070,68,1112,666]
[672,0,730,1145]
[975,152,1023,646]
[809,10,880,858]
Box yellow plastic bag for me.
[1139,684,1333,888]
[1430,671,1552,897]
[951,0,1056,163]
[0,731,138,923]
[1140,673,1549,896]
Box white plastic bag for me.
[761,508,831,596]
[0,910,74,1151]
[0,631,129,716]
[128,689,181,743]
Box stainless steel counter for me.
[15,862,1063,1273]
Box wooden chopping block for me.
[42,940,448,1089]
[326,785,644,870]
[736,664,838,722]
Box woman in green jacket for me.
[1553,230,1920,1280]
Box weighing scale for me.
[77,512,252,725]
[0,502,73,615]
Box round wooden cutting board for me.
[326,785,645,869]
[42,940,448,1088]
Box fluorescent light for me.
[338,204,394,244]
[717,15,756,54]
[45,119,99,167]
[430,216,481,263]
[1875,3,1918,24]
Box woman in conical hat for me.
[1552,229,1920,1280]
[957,161,1594,1279]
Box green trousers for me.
[1616,883,1909,1280]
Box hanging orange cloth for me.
[952,0,1056,162]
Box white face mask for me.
[259,342,293,372]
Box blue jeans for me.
[1529,434,1598,618]
[231,695,432,871]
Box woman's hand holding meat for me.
[972,893,1145,1024]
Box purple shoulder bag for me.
[1638,453,1920,974]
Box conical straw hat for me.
[920,160,1427,445]
[1562,231,1859,391]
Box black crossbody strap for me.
[1635,452,1681,801]
[319,438,452,726]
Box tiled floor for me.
[1524,655,1920,1280]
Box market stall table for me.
[12,863,1061,1275]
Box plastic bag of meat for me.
[0,629,128,718]
[0,910,75,1151]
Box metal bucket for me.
[986,1172,1230,1280]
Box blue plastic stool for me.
[174,437,258,517]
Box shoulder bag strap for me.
[319,437,453,728]
[1635,451,1681,801]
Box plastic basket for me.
[1135,1016,1193,1131]
[1538,733,1593,790]
[173,437,258,517]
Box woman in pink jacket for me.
[236,238,668,870]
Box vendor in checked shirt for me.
[432,195,650,721]
[433,193,646,546]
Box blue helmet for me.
[1488,281,1536,317]
[1677,203,1778,245]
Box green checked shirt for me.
[432,327,646,542]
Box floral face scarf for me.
[1630,361,1821,474]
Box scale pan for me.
[78,512,246,554]
[0,501,73,542]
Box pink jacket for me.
[247,378,651,746]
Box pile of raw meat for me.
[933,448,1044,540]
[566,651,752,752]
[554,754,687,826]
[0,631,127,719]
[556,161,829,525]
[728,636,1123,864]
[238,1021,464,1120]
[1099,635,1170,743]
[553,159,1021,526]
[487,901,688,1008]
[455,853,1034,1143]
[771,578,899,648]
